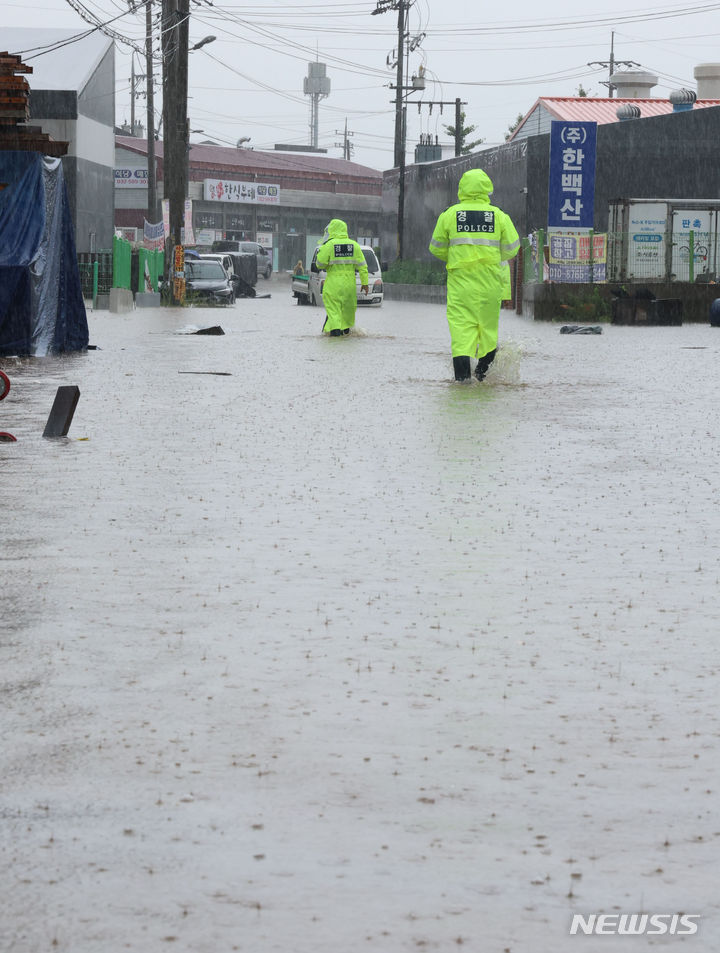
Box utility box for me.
[612,295,683,325]
[608,197,720,283]
[414,142,442,163]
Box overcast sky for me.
[5,0,720,169]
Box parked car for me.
[292,245,383,306]
[200,252,234,279]
[181,259,235,305]
[212,240,272,279]
[199,252,257,293]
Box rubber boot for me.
[329,328,343,337]
[474,348,497,381]
[453,356,471,381]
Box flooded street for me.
[2,278,720,952]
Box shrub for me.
[383,259,447,285]
[554,285,611,322]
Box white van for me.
[298,245,383,306]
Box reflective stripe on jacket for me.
[316,218,369,283]
[429,168,520,274]
[429,204,520,271]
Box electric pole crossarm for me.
[334,121,355,160]
[588,30,640,98]
[413,99,467,156]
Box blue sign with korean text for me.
[548,121,597,229]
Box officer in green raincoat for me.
[316,219,369,336]
[429,169,520,380]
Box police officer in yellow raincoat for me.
[429,168,520,380]
[316,219,369,336]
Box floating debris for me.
[559,325,603,334]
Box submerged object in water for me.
[560,325,603,334]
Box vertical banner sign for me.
[173,244,185,304]
[548,121,597,229]
[183,199,195,247]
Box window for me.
[362,248,379,272]
[187,261,226,280]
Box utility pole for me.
[371,0,409,169]
[454,98,462,156]
[373,0,428,258]
[129,54,147,136]
[589,32,640,98]
[334,119,354,160]
[392,1,406,168]
[145,0,157,223]
[416,98,467,156]
[161,0,189,302]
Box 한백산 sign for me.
[548,121,597,229]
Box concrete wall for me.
[524,105,720,234]
[524,280,720,323]
[385,105,720,262]
[382,138,529,263]
[79,45,114,127]
[66,158,115,252]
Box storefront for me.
[115,137,382,272]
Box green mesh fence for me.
[112,236,132,290]
[77,251,113,299]
[137,248,164,293]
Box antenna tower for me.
[303,62,331,149]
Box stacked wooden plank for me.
[0,51,68,156]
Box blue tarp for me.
[0,151,88,356]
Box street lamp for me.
[191,35,216,51]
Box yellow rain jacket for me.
[429,169,520,359]
[316,219,369,334]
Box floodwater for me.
[2,276,720,952]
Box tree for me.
[504,112,525,141]
[443,110,484,155]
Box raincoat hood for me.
[458,169,493,202]
[323,218,349,242]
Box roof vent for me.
[694,63,720,99]
[616,103,641,121]
[669,88,697,111]
[610,70,658,98]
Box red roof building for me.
[510,96,720,141]
[115,136,383,271]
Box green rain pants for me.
[323,267,357,334]
[446,262,502,359]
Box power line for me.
[194,9,390,78]
[60,0,147,52]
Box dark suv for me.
[213,240,272,279]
